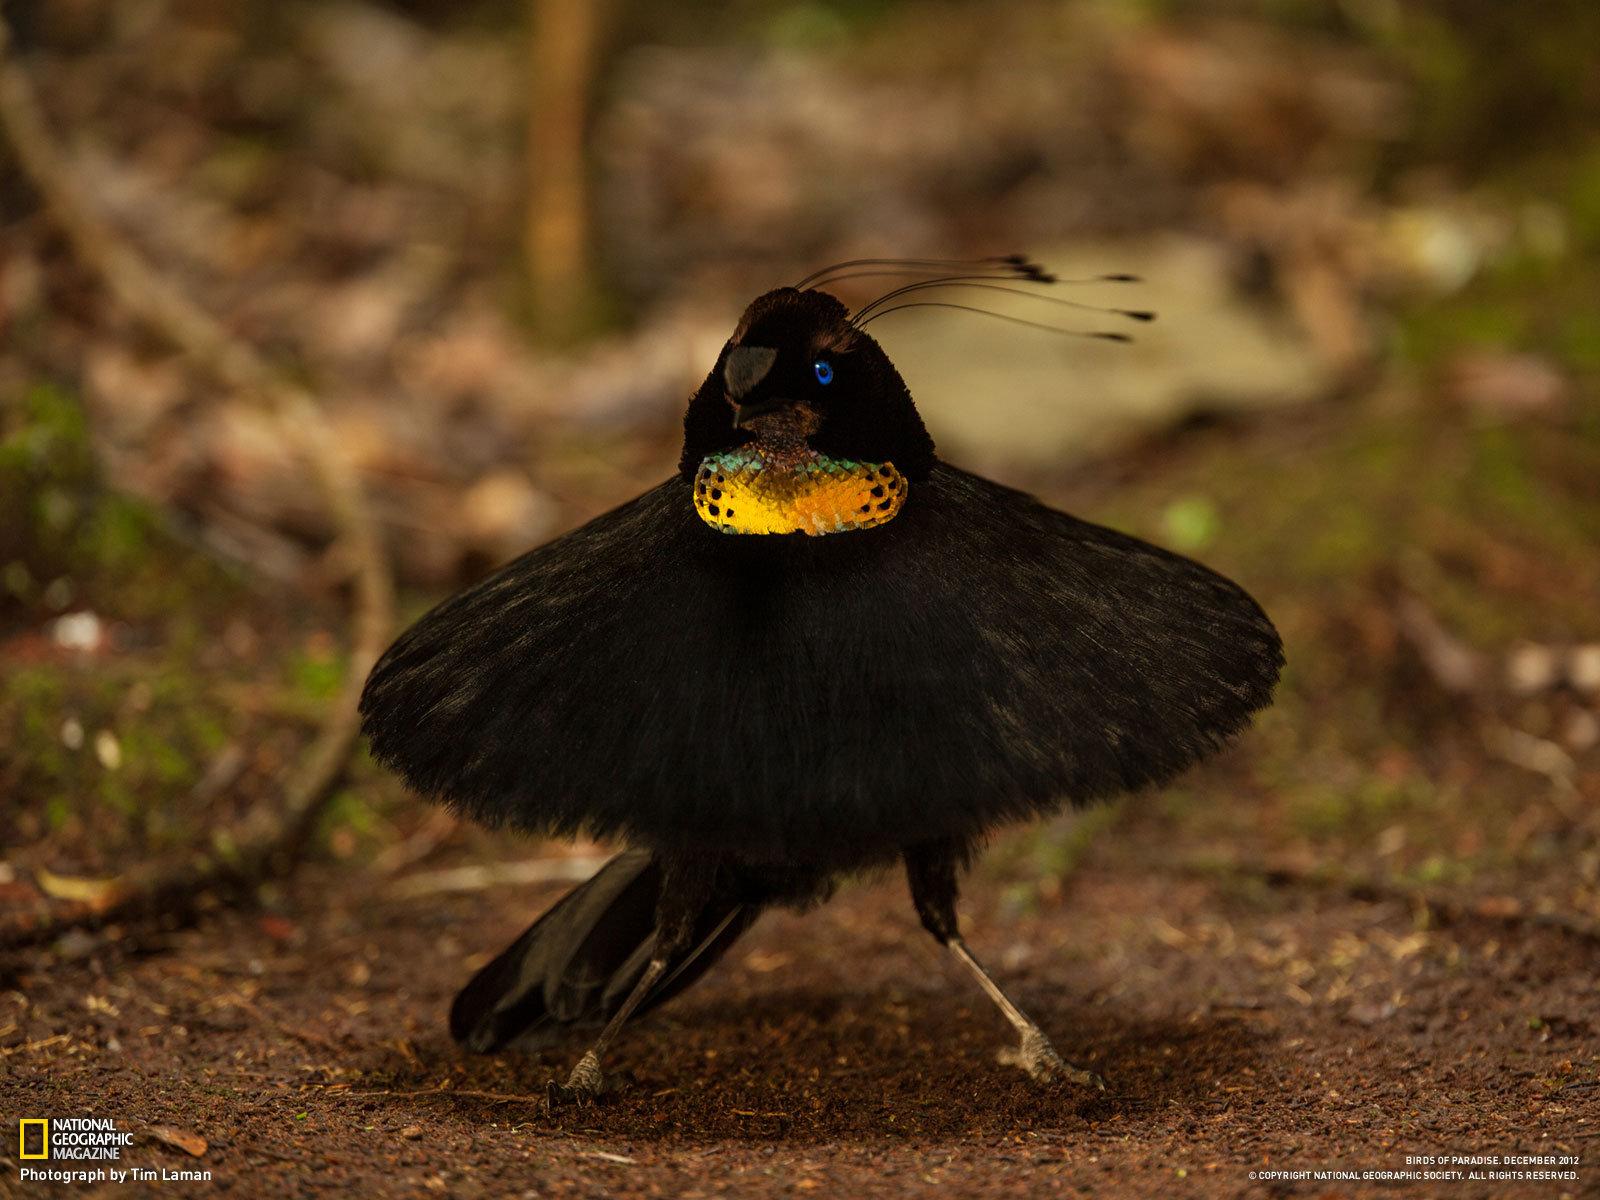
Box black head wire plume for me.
[794,253,1155,343]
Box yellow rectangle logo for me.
[19,1118,49,1159]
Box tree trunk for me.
[526,0,609,344]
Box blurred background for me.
[3,0,1598,937]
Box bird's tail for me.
[449,848,759,1053]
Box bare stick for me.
[525,0,609,341]
[0,11,395,948]
[384,855,610,900]
[1182,859,1600,947]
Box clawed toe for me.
[546,1050,606,1108]
[997,1030,1105,1090]
[545,1080,586,1107]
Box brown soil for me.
[5,805,1596,1199]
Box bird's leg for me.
[546,853,718,1107]
[904,840,1103,1089]
[944,938,1102,1088]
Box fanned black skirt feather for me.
[360,464,1282,866]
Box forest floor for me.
[5,805,1597,1199]
[6,2,1600,1194]
[6,400,1599,1198]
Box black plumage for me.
[364,463,1277,862]
[360,274,1283,1100]
[448,849,760,1053]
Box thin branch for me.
[1184,859,1600,948]
[0,12,395,949]
[370,809,461,876]
[337,1087,548,1105]
[384,855,608,900]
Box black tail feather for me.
[449,849,758,1053]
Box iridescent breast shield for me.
[693,448,907,536]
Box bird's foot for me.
[545,1050,605,1108]
[997,1029,1105,1090]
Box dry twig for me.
[337,1086,549,1105]
[0,10,394,948]
[1187,859,1600,948]
[384,855,609,900]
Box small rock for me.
[401,1125,424,1140]
[1507,644,1561,694]
[1568,644,1600,694]
[52,611,104,652]
[94,730,122,771]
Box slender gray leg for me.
[546,854,717,1107]
[547,957,669,1105]
[905,840,1104,1089]
[946,935,1102,1088]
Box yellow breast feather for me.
[694,449,907,536]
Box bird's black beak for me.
[731,395,789,428]
[725,345,781,428]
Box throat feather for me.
[693,447,907,536]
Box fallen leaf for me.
[743,950,792,973]
[1444,352,1567,416]
[1474,895,1524,919]
[35,868,125,909]
[258,915,299,942]
[147,1125,208,1157]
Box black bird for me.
[359,256,1283,1103]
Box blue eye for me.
[813,359,834,386]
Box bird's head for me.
[681,285,935,488]
[678,257,1148,537]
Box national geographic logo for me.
[15,1117,215,1186]
[16,1117,130,1160]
